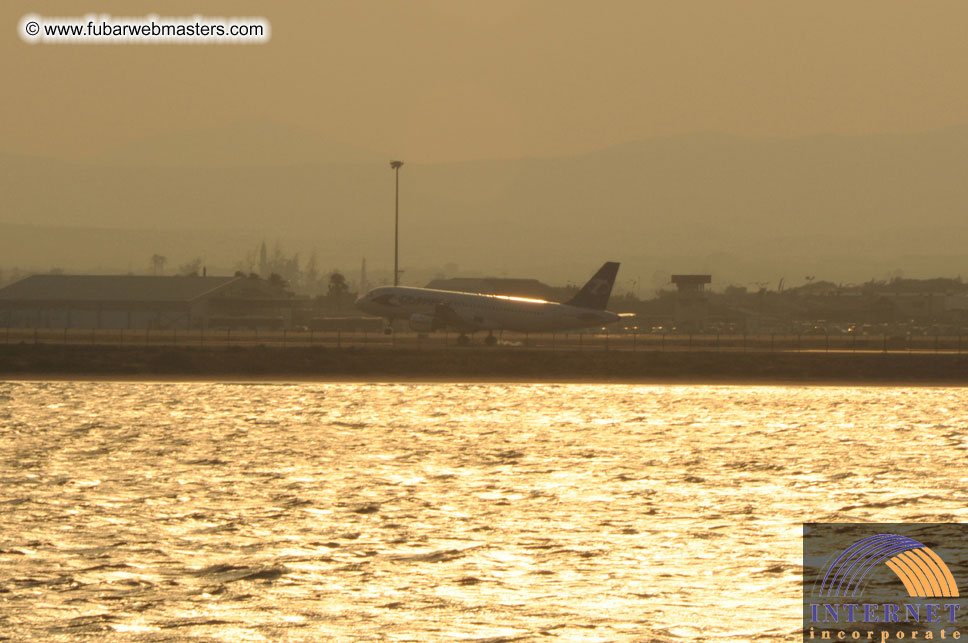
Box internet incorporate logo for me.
[803,524,968,642]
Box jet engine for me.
[408,313,438,332]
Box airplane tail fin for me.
[564,262,620,310]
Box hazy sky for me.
[5,1,968,164]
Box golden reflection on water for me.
[1,382,966,642]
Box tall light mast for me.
[390,160,404,286]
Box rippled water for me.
[2,381,967,642]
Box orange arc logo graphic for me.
[885,547,960,598]
[819,534,960,599]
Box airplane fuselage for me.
[355,286,620,333]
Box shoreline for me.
[2,344,967,385]
[6,376,968,389]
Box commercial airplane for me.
[355,261,632,345]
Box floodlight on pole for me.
[390,160,404,286]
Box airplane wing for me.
[434,303,480,332]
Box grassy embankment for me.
[2,344,967,383]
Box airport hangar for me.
[0,274,299,330]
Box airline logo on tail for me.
[586,278,612,296]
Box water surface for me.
[2,382,966,641]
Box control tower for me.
[671,274,711,331]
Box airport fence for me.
[2,327,966,354]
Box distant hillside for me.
[2,126,968,288]
[88,118,382,168]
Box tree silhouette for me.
[150,254,167,276]
[268,272,291,294]
[178,258,202,276]
[328,271,349,309]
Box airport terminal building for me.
[0,274,299,330]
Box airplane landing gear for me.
[457,334,471,346]
[484,333,497,346]
[383,326,393,335]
